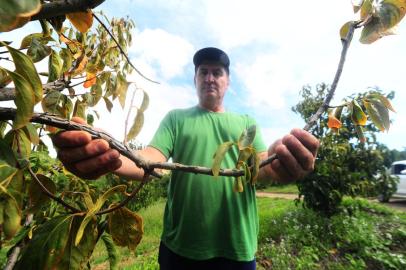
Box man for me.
[53,47,319,270]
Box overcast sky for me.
[1,0,405,150]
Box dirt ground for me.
[256,192,406,212]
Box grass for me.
[259,183,298,194]
[90,197,406,270]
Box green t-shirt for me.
[149,106,267,261]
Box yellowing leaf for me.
[328,115,343,129]
[355,125,366,143]
[48,50,63,83]
[250,152,261,185]
[366,93,396,112]
[361,0,374,20]
[83,72,97,88]
[28,174,56,213]
[2,69,35,129]
[0,14,30,32]
[238,125,256,150]
[340,21,352,40]
[352,0,365,13]
[350,100,367,126]
[108,205,144,250]
[2,193,21,239]
[212,141,235,177]
[0,0,41,17]
[0,68,12,88]
[126,110,144,141]
[67,10,94,33]
[139,90,149,112]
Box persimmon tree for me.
[0,0,404,269]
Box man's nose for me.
[204,72,215,82]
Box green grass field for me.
[91,196,406,270]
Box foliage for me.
[256,197,406,270]
[292,84,395,215]
[0,1,155,268]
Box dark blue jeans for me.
[158,242,256,270]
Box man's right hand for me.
[52,117,122,180]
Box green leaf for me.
[84,83,102,107]
[103,96,113,112]
[27,38,52,63]
[27,174,56,213]
[75,185,126,246]
[0,192,22,239]
[364,100,390,131]
[366,93,396,112]
[139,90,149,112]
[0,139,17,167]
[108,204,143,250]
[355,125,366,143]
[6,45,43,104]
[350,100,367,126]
[0,161,18,185]
[42,91,72,118]
[4,129,31,159]
[22,123,39,145]
[60,48,73,74]
[15,215,96,270]
[101,233,119,270]
[212,141,235,177]
[2,69,35,129]
[238,125,256,150]
[0,0,41,17]
[48,49,63,82]
[73,99,87,119]
[126,110,144,142]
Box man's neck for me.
[198,103,225,113]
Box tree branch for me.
[260,21,358,168]
[0,80,67,101]
[31,0,106,21]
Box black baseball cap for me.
[193,47,230,73]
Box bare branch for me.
[260,22,358,168]
[31,0,106,21]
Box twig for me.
[92,13,160,84]
[96,172,150,215]
[260,21,358,168]
[27,166,81,213]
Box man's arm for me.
[52,117,167,180]
[258,128,319,183]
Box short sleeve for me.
[148,111,176,159]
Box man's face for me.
[194,63,229,108]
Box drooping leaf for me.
[0,68,12,87]
[360,0,374,20]
[355,125,366,143]
[360,0,406,43]
[115,72,130,109]
[350,100,367,126]
[233,177,244,193]
[238,125,256,150]
[366,93,396,112]
[1,192,21,239]
[48,49,63,82]
[126,110,144,141]
[328,114,342,129]
[42,91,72,118]
[237,147,254,164]
[4,129,32,159]
[103,96,114,112]
[66,10,94,33]
[27,38,52,63]
[212,141,235,177]
[340,21,353,40]
[0,140,17,167]
[20,33,52,49]
[364,100,390,131]
[27,174,56,213]
[6,45,43,103]
[101,233,119,270]
[139,90,149,112]
[22,123,39,145]
[85,84,102,107]
[15,215,78,270]
[250,152,261,185]
[108,204,144,250]
[60,47,73,74]
[72,99,87,119]
[2,69,35,129]
[75,185,126,246]
[0,15,30,32]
